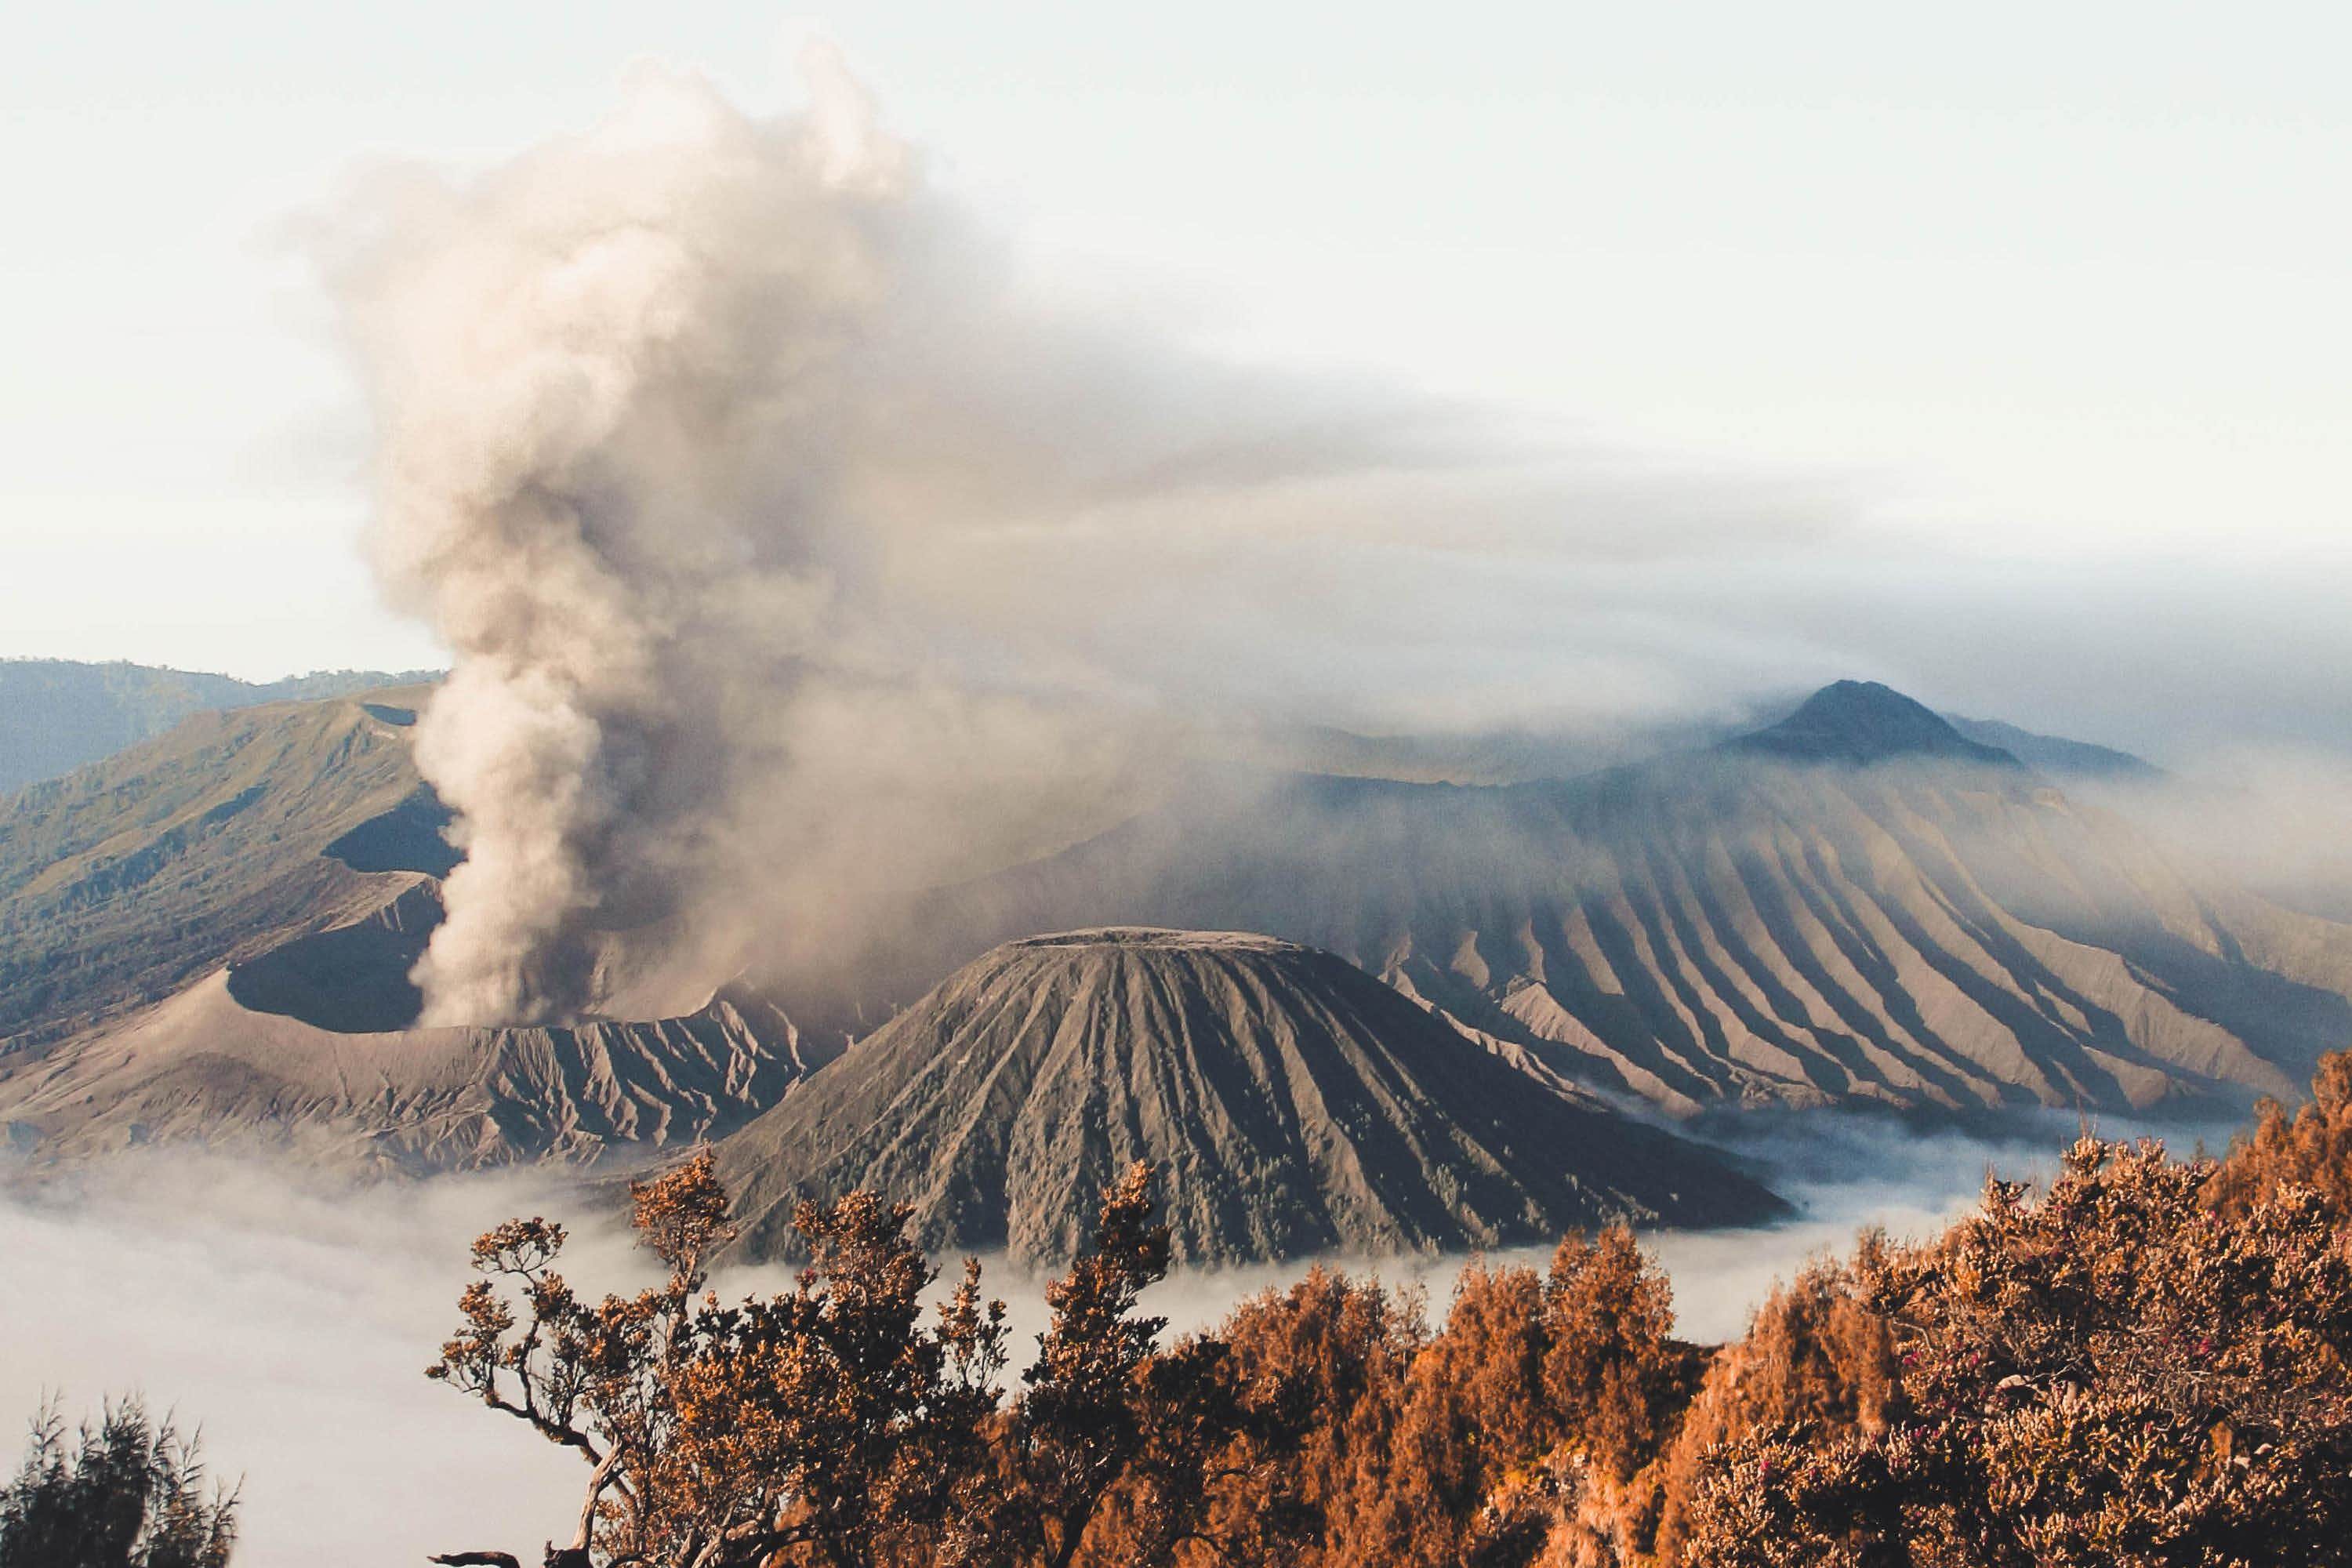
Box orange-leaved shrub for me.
[2209,1050,2352,1220]
[1679,1134,2352,1566]
[426,1052,2352,1567]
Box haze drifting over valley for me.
[287,50,2352,1035]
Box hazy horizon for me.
[6,3,2351,764]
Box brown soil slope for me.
[717,928,1787,1269]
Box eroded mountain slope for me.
[717,927,1787,1268]
[855,687,2352,1119]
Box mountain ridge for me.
[818,688,2352,1122]
[8,676,2341,1180]
[0,659,441,795]
[1943,712,2165,782]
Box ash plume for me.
[320,53,1856,1027]
[322,55,1155,1024]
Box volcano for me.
[715,927,1785,1267]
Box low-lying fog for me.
[0,1112,2220,1566]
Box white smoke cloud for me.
[318,55,1137,1022]
[319,50,1862,1029]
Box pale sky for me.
[4,2,2348,753]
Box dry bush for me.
[1679,1136,2352,1567]
[429,1156,1253,1568]
[1644,1256,1900,1564]
[2209,1051,2352,1219]
[423,1054,2352,1568]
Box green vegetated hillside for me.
[0,684,439,1046]
[0,658,437,794]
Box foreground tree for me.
[429,1155,1254,1568]
[427,1149,1010,1568]
[1159,1226,1691,1568]
[1421,1229,1698,1568]
[1157,1267,1425,1566]
[1642,1257,1900,1565]
[0,1397,238,1568]
[1680,1135,2352,1566]
[985,1163,1287,1568]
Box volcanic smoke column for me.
[326,52,1620,1028]
[328,60,913,1025]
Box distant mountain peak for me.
[1726,680,2020,768]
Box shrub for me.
[0,1398,237,1568]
